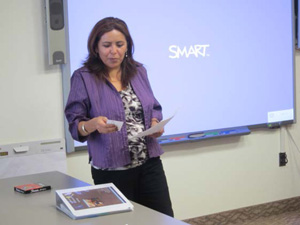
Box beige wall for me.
[1,0,300,220]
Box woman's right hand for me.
[92,116,118,134]
[78,116,117,136]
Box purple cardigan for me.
[65,65,164,169]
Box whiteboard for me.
[62,0,295,151]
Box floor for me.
[183,197,300,225]
[234,210,300,225]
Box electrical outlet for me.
[279,152,288,166]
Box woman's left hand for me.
[148,119,164,138]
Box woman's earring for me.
[95,51,99,58]
[125,51,128,58]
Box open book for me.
[56,183,133,219]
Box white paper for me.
[107,120,124,131]
[130,115,174,139]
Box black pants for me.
[91,157,174,217]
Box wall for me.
[1,0,300,220]
[0,1,64,143]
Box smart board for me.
[62,0,295,151]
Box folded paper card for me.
[107,119,123,131]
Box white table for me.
[0,171,189,225]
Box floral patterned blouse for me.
[93,84,148,170]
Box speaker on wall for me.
[45,0,66,65]
[296,0,300,49]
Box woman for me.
[65,17,174,217]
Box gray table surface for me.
[0,171,189,225]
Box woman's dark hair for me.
[83,17,139,86]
